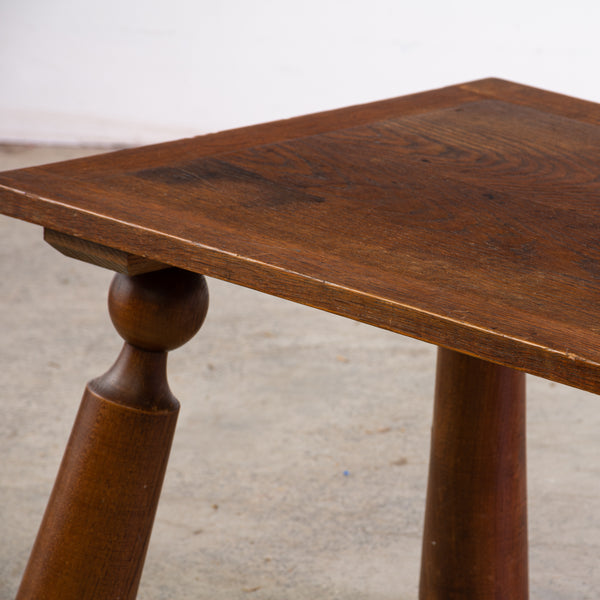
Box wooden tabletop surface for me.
[2,78,600,392]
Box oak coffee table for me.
[1,78,599,599]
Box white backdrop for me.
[1,0,599,146]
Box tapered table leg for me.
[419,347,528,599]
[16,268,209,600]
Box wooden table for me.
[1,78,599,599]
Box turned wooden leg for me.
[17,268,208,600]
[419,347,528,599]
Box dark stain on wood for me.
[2,78,600,392]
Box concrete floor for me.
[0,144,599,599]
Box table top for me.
[1,78,600,392]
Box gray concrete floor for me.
[0,145,598,599]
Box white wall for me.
[1,0,599,146]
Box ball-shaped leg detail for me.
[108,267,209,352]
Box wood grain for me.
[1,79,600,391]
[16,269,209,600]
[461,78,600,125]
[420,347,528,599]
